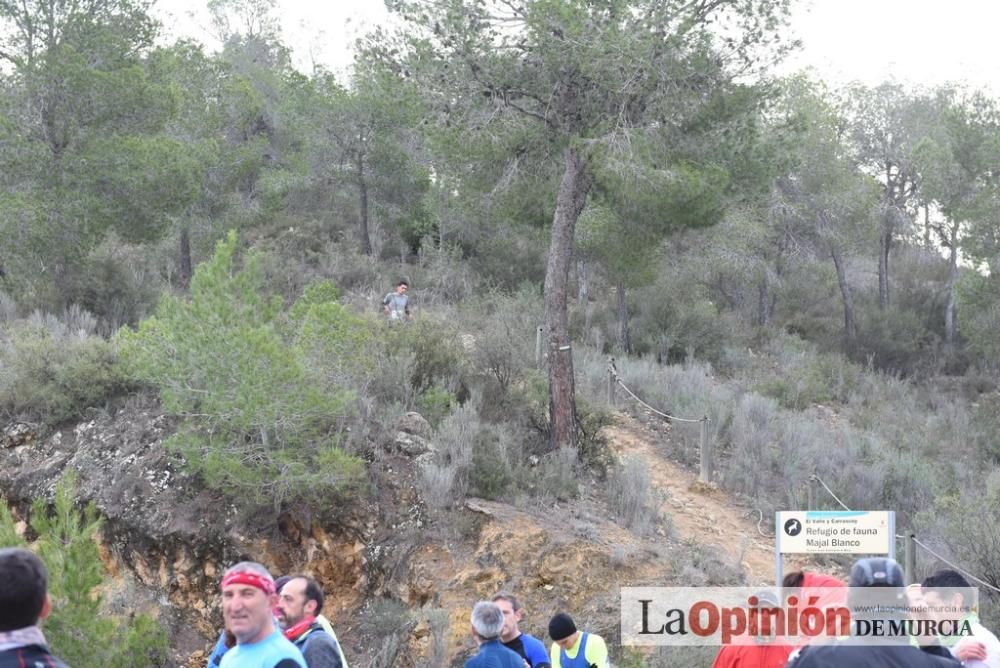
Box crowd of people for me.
[712,557,1000,668]
[3,545,999,668]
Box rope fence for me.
[607,357,712,482]
[810,472,1000,592]
[607,356,999,593]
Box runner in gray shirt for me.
[383,281,411,321]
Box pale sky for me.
[152,0,1000,94]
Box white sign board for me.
[776,511,893,555]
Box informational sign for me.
[776,511,893,555]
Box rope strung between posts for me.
[814,478,1000,594]
[607,358,707,424]
[809,473,851,511]
[911,537,1000,594]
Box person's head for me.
[0,548,51,632]
[782,571,805,588]
[274,575,292,594]
[849,557,905,588]
[492,591,523,642]
[396,280,409,294]
[276,575,325,630]
[221,561,278,645]
[470,601,505,643]
[271,575,291,617]
[548,612,579,651]
[848,557,907,626]
[921,570,972,622]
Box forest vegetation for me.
[2,0,1000,664]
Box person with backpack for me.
[276,576,348,668]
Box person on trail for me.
[276,576,348,668]
[382,281,412,322]
[0,547,69,668]
[547,613,608,668]
[492,591,551,668]
[786,557,960,668]
[466,601,525,668]
[921,569,1000,668]
[218,561,305,668]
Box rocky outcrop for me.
[1,421,34,448]
[0,395,413,666]
[395,412,432,439]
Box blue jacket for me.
[466,639,526,668]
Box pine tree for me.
[0,475,169,668]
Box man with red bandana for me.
[276,576,347,668]
[219,562,305,668]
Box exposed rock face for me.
[393,431,433,456]
[2,405,790,667]
[0,396,395,666]
[1,421,34,448]
[395,411,432,439]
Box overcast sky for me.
[152,0,1000,93]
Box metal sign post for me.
[775,510,895,587]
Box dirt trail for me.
[605,415,809,585]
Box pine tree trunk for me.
[756,273,769,327]
[944,222,959,348]
[616,281,631,353]
[358,158,373,256]
[878,225,891,309]
[923,204,932,247]
[178,226,192,289]
[830,245,857,346]
[544,147,590,449]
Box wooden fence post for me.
[699,417,712,483]
[535,326,543,368]
[607,357,615,406]
[904,533,916,584]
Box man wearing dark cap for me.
[787,557,960,668]
[0,547,69,668]
[547,613,607,668]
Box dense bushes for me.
[0,309,126,425]
[118,232,366,508]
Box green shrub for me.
[855,304,939,374]
[417,385,455,428]
[578,399,615,474]
[527,447,579,500]
[0,476,169,668]
[957,272,1000,364]
[374,318,467,403]
[118,231,365,508]
[468,429,513,500]
[757,340,861,410]
[0,317,126,424]
[607,456,658,533]
[418,399,479,505]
